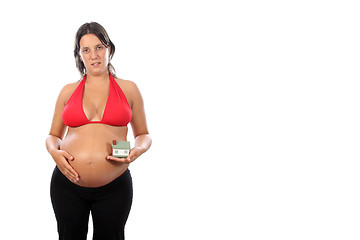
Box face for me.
[79,34,110,76]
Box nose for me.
[90,51,98,60]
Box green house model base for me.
[112,140,131,158]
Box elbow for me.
[136,133,151,139]
[135,133,152,149]
[134,131,150,139]
[48,131,63,140]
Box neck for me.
[85,71,110,84]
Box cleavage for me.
[82,84,110,122]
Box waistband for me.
[53,166,131,192]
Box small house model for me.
[112,140,131,158]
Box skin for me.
[46,34,152,187]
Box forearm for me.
[134,134,152,154]
[46,135,62,156]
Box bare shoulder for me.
[115,77,141,95]
[58,81,80,105]
[115,77,138,90]
[115,77,142,107]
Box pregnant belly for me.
[66,148,129,187]
[60,126,129,187]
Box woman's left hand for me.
[107,147,145,164]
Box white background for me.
[0,0,359,239]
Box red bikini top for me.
[62,73,132,127]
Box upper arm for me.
[128,81,149,138]
[48,84,75,139]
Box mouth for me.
[91,62,101,66]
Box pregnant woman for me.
[45,22,151,240]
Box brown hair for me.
[74,22,116,77]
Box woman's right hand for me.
[51,150,79,183]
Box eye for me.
[82,49,89,53]
[97,46,103,50]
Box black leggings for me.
[50,167,133,240]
